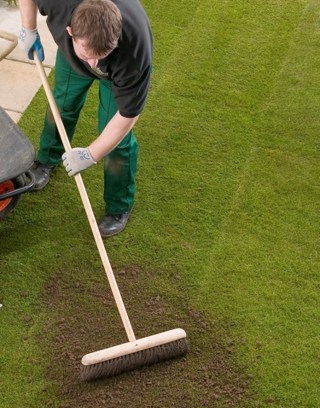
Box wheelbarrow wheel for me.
[0,175,26,220]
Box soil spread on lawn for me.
[40,266,252,408]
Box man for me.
[18,0,153,237]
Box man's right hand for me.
[18,27,44,61]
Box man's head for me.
[67,0,122,63]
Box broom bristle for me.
[80,338,189,381]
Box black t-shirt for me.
[34,0,153,117]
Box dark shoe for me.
[30,160,56,191]
[98,210,132,237]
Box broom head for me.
[80,328,189,381]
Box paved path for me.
[0,1,57,122]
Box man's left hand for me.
[18,27,45,61]
[62,147,96,177]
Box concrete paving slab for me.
[0,58,50,114]
[6,110,21,122]
[0,1,22,33]
[0,1,57,66]
[0,1,57,122]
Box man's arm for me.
[89,112,139,161]
[19,0,38,29]
[62,112,140,177]
[18,0,44,61]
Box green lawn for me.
[1,1,320,407]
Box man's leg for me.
[32,49,94,190]
[97,80,138,236]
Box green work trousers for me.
[37,49,138,214]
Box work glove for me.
[18,27,45,61]
[62,147,97,177]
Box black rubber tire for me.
[0,175,26,220]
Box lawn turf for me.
[1,0,320,407]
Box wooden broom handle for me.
[34,54,136,343]
[0,31,18,61]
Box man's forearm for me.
[19,0,38,29]
[89,112,140,161]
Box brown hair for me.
[70,0,122,55]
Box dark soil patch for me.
[40,266,252,407]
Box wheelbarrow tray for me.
[0,106,35,184]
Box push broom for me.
[34,54,189,381]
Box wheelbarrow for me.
[0,107,35,219]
